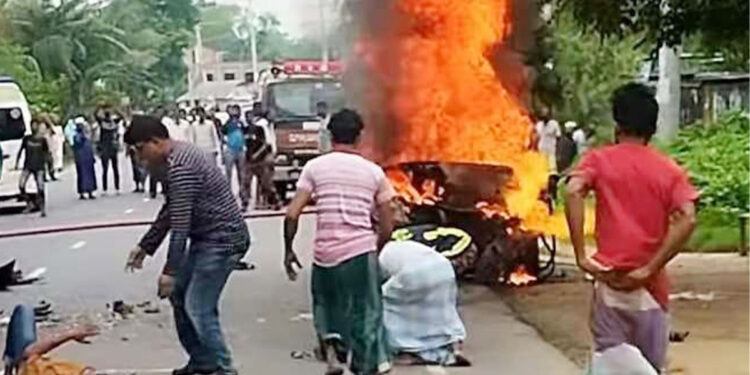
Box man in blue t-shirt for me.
[222,104,245,193]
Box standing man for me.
[316,101,332,154]
[96,109,121,194]
[190,107,220,165]
[535,117,561,174]
[15,119,50,217]
[284,109,394,375]
[565,83,698,374]
[123,115,250,375]
[222,105,245,192]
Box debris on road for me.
[669,291,716,302]
[234,261,255,271]
[669,331,690,342]
[0,259,46,289]
[111,300,135,318]
[290,313,313,322]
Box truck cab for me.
[261,61,345,199]
[0,77,33,207]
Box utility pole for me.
[655,0,681,141]
[319,0,329,71]
[248,0,258,82]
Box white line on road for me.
[70,241,86,249]
[426,366,448,375]
[143,198,150,202]
[124,208,134,214]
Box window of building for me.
[244,72,255,82]
[206,73,214,82]
[224,72,236,81]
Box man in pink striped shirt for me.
[284,109,395,375]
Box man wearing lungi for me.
[284,109,395,375]
[565,83,698,375]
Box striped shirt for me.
[297,151,395,267]
[139,141,249,275]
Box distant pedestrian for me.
[190,107,220,165]
[42,115,64,177]
[556,121,578,173]
[222,105,245,192]
[95,108,121,194]
[565,83,699,375]
[535,117,561,173]
[316,101,332,153]
[15,119,50,217]
[72,118,97,200]
[284,109,394,375]
[572,125,589,155]
[124,115,250,375]
[169,109,192,143]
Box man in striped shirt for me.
[284,109,395,375]
[123,115,249,375]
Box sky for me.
[214,0,339,38]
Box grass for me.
[686,208,747,253]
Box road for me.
[0,158,581,374]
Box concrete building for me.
[179,46,271,109]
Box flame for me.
[387,169,442,206]
[508,265,537,286]
[356,0,552,230]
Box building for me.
[179,46,272,109]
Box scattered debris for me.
[290,313,313,322]
[234,261,255,271]
[256,318,266,323]
[669,291,716,302]
[35,300,53,322]
[290,350,314,360]
[143,307,160,315]
[0,316,10,327]
[112,300,135,318]
[0,259,46,289]
[136,301,152,308]
[669,331,690,343]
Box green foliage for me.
[0,0,198,115]
[565,0,749,69]
[667,111,750,215]
[0,39,67,116]
[543,9,646,143]
[199,5,328,62]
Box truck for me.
[260,60,346,200]
[0,76,33,210]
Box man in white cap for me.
[535,117,561,173]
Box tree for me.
[542,10,645,143]
[563,0,750,139]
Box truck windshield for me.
[267,80,345,118]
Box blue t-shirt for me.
[224,119,245,154]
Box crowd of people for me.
[15,102,283,217]
[4,83,698,375]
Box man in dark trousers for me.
[15,119,50,217]
[123,115,250,375]
[95,109,121,194]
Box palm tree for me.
[7,0,132,110]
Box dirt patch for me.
[501,254,749,374]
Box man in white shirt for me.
[572,125,589,155]
[535,118,561,173]
[190,107,221,165]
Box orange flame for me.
[508,265,537,286]
[357,0,552,230]
[387,169,442,206]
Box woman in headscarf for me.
[72,117,97,199]
[3,305,99,375]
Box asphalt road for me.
[0,157,581,374]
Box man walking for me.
[565,83,698,374]
[123,115,250,375]
[15,119,50,217]
[284,109,394,375]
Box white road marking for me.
[143,198,150,202]
[124,208,134,214]
[70,241,86,249]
